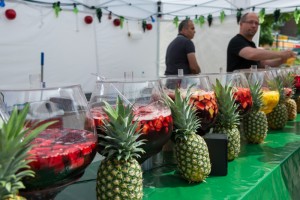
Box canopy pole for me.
[156,1,162,77]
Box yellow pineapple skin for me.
[96,158,143,200]
[285,98,297,120]
[243,111,268,144]
[267,103,288,130]
[175,133,211,183]
[214,126,240,161]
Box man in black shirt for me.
[165,19,201,75]
[227,12,296,72]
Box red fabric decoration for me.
[5,9,16,20]
[84,16,93,24]
[146,23,153,30]
[113,18,121,26]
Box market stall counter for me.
[56,116,300,200]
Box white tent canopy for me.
[0,0,299,92]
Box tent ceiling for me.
[16,0,300,19]
[87,0,300,19]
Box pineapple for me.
[283,72,297,120]
[243,82,268,144]
[267,78,288,129]
[0,104,53,200]
[296,96,300,113]
[286,98,297,120]
[96,97,145,200]
[213,79,240,161]
[165,87,211,183]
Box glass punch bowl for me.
[160,75,218,135]
[206,72,253,116]
[0,85,97,199]
[89,78,173,164]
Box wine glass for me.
[205,72,253,116]
[0,85,97,199]
[160,75,218,135]
[89,78,173,164]
[235,69,279,114]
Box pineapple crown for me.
[283,71,296,98]
[0,104,54,199]
[213,79,240,129]
[100,96,145,161]
[164,86,200,141]
[249,81,264,112]
[271,77,285,103]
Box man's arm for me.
[187,52,201,74]
[239,47,295,67]
[260,58,285,68]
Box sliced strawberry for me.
[163,121,169,127]
[48,153,64,173]
[142,124,150,134]
[81,143,93,156]
[154,119,162,130]
[27,154,40,170]
[37,156,50,169]
[194,101,205,110]
[165,127,169,134]
[205,101,213,108]
[65,147,84,170]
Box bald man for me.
[165,19,201,75]
[227,12,296,72]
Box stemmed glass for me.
[160,75,218,135]
[205,72,253,116]
[89,78,173,164]
[0,85,97,199]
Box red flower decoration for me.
[146,23,153,30]
[113,18,121,26]
[84,16,93,24]
[5,9,16,20]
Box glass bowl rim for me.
[0,84,83,92]
[95,77,160,83]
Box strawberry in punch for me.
[232,87,253,116]
[24,127,97,190]
[166,89,218,135]
[189,91,218,134]
[0,85,98,199]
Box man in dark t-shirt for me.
[165,19,201,75]
[227,12,296,72]
[227,34,259,72]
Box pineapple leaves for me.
[100,96,146,161]
[249,81,264,112]
[164,85,201,141]
[0,104,55,198]
[213,79,240,128]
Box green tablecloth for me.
[56,116,300,200]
